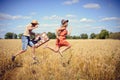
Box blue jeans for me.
[21,35,34,50]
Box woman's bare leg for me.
[44,44,59,53]
[34,43,40,48]
[31,46,39,63]
[58,51,63,57]
[60,45,71,53]
[31,46,36,58]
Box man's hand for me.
[35,25,38,28]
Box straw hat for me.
[61,19,69,25]
[31,20,39,24]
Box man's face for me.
[32,23,38,26]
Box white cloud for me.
[0,28,8,38]
[30,12,37,16]
[13,15,31,20]
[92,26,105,29]
[63,0,79,5]
[43,15,96,24]
[0,23,12,27]
[69,19,79,23]
[83,3,101,9]
[34,24,59,33]
[80,18,95,23]
[43,14,77,20]
[100,17,120,21]
[80,25,105,32]
[43,15,63,20]
[12,25,25,33]
[0,13,31,20]
[0,28,6,32]
[16,25,25,29]
[66,14,77,18]
[40,23,59,27]
[114,26,120,29]
[80,25,104,29]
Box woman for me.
[12,20,39,61]
[44,19,71,56]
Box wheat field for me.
[0,39,120,80]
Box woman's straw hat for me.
[31,20,39,24]
[61,19,69,25]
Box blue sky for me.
[0,0,120,38]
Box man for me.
[12,20,39,62]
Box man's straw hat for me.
[31,20,39,24]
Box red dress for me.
[56,29,70,47]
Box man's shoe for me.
[12,56,16,62]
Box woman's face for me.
[63,22,68,27]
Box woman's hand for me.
[68,27,72,36]
[56,36,60,39]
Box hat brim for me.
[31,22,39,24]
[66,20,69,22]
[63,20,69,24]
